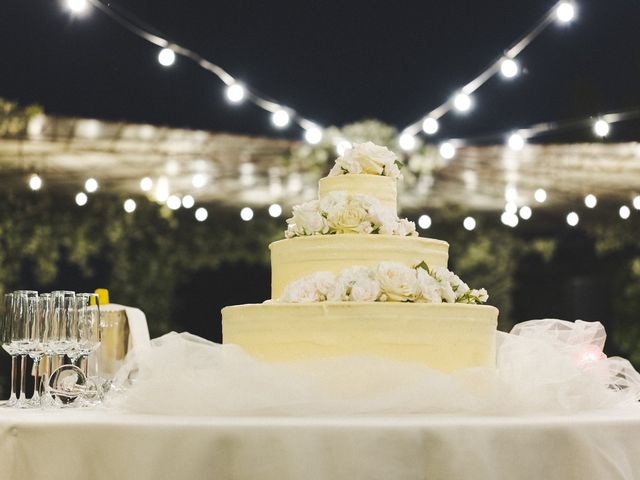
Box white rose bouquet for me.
[328,142,404,179]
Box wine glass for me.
[74,293,101,376]
[50,291,76,365]
[25,295,45,406]
[11,290,38,408]
[1,293,18,407]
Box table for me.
[1,405,639,480]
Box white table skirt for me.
[1,406,640,480]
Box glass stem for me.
[31,357,41,403]
[18,355,27,403]
[9,355,17,404]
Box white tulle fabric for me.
[107,319,640,416]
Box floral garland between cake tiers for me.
[285,191,417,238]
[278,261,489,305]
[328,141,403,179]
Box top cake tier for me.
[319,174,398,217]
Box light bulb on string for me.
[140,177,153,192]
[166,195,181,210]
[123,199,136,213]
[463,217,476,231]
[534,188,547,203]
[452,92,473,113]
[158,48,176,67]
[225,83,246,103]
[75,192,88,206]
[507,133,525,151]
[181,195,195,209]
[418,215,432,230]
[439,142,456,160]
[500,58,520,79]
[271,109,290,128]
[566,211,579,227]
[195,207,208,222]
[399,133,416,151]
[505,202,518,215]
[619,205,631,219]
[633,196,640,210]
[422,117,439,135]
[584,194,597,208]
[84,177,99,193]
[593,119,610,138]
[66,0,89,15]
[268,204,282,218]
[519,206,532,220]
[28,174,42,191]
[240,207,254,221]
[304,126,322,144]
[192,173,207,189]
[501,212,519,228]
[556,1,576,23]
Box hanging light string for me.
[81,0,322,136]
[401,0,577,141]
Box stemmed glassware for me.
[73,293,101,376]
[12,290,38,408]
[24,295,45,406]
[1,293,18,407]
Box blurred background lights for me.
[336,140,352,156]
[452,92,473,112]
[166,195,181,210]
[140,177,153,192]
[566,211,579,226]
[463,216,476,231]
[633,196,640,210]
[271,109,290,128]
[534,188,547,203]
[84,177,98,193]
[191,173,207,189]
[593,119,610,137]
[501,212,519,228]
[240,207,254,221]
[507,133,525,151]
[66,0,89,14]
[421,117,439,135]
[28,174,42,191]
[304,126,322,144]
[556,1,576,23]
[268,203,282,218]
[584,194,597,208]
[519,206,532,220]
[418,214,432,230]
[619,205,631,219]
[75,192,88,206]
[500,58,519,79]
[439,142,456,159]
[123,199,136,213]
[505,185,518,202]
[398,133,416,151]
[195,207,208,222]
[505,201,518,215]
[225,83,245,103]
[154,177,170,203]
[157,48,176,67]
[181,195,195,209]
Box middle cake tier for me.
[270,235,449,299]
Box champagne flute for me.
[75,293,101,376]
[25,295,44,406]
[12,290,38,408]
[1,293,18,407]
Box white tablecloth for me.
[1,406,640,480]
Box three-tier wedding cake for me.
[222,142,498,372]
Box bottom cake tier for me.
[222,302,499,372]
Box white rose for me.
[333,266,381,302]
[434,267,469,299]
[287,200,327,235]
[279,277,322,303]
[376,262,419,302]
[383,160,402,179]
[416,268,442,303]
[306,272,336,300]
[332,151,363,175]
[351,142,397,176]
[395,218,417,237]
[325,196,371,234]
[471,288,488,303]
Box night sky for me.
[2,0,640,141]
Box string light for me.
[418,215,432,230]
[84,177,99,193]
[181,195,195,209]
[453,92,473,113]
[519,206,532,220]
[28,174,42,191]
[505,185,518,202]
[157,48,176,67]
[556,2,576,23]
[140,177,153,192]
[505,202,518,215]
[304,126,322,144]
[271,109,290,128]
[501,212,519,228]
[463,216,476,231]
[633,196,640,210]
[225,83,246,104]
[500,58,519,79]
[75,192,88,206]
[191,173,207,189]
[166,195,181,210]
[619,205,631,219]
[566,211,579,226]
[593,119,610,137]
[398,133,417,151]
[123,199,136,213]
[66,0,89,15]
[439,142,456,160]
[240,207,254,221]
[422,117,439,135]
[195,207,208,222]
[534,188,547,203]
[584,194,597,208]
[507,133,525,151]
[268,204,282,218]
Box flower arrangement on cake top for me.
[278,261,489,305]
[285,192,417,238]
[328,141,403,179]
